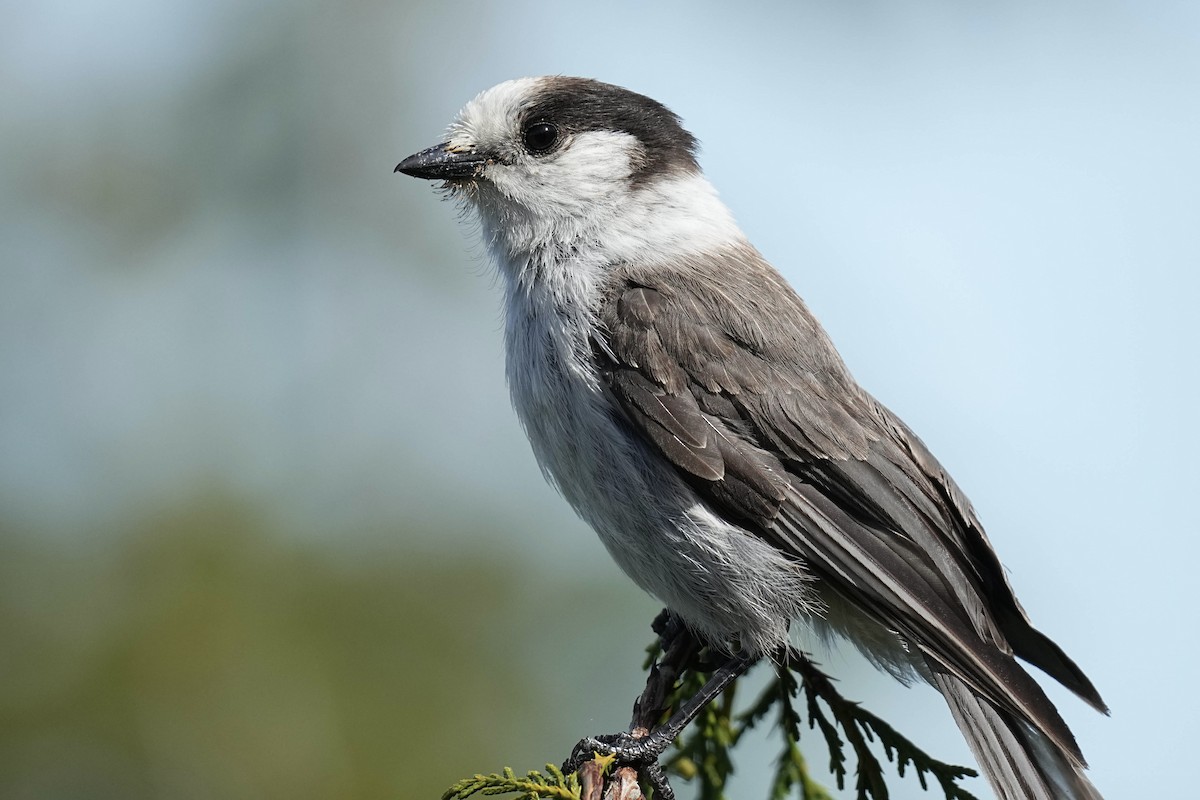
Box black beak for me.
[395,143,490,180]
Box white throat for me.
[475,171,744,303]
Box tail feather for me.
[930,668,1103,800]
[997,609,1110,715]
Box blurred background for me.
[2,1,1197,798]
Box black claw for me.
[644,762,675,800]
[563,735,610,773]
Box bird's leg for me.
[628,610,697,732]
[564,615,757,800]
[564,656,755,800]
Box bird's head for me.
[397,77,737,263]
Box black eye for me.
[522,121,559,154]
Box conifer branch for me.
[442,614,981,800]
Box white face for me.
[442,78,650,226]
[404,77,741,269]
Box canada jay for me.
[396,77,1105,800]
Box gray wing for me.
[594,246,1105,764]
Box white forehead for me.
[445,77,546,150]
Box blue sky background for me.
[2,1,1197,797]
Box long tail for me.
[929,669,1104,800]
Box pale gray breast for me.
[502,287,646,522]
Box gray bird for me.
[396,76,1106,800]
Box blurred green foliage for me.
[0,496,647,800]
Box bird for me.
[395,76,1106,800]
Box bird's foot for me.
[564,730,676,800]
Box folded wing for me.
[594,246,1105,770]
